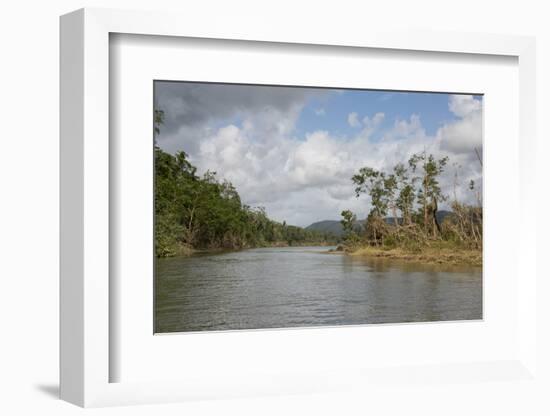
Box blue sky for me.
[155,82,483,226]
[295,90,478,140]
[183,87,482,144]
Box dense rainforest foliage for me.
[154,109,335,257]
[156,147,336,257]
[341,150,483,257]
[155,148,336,257]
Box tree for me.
[408,151,448,236]
[154,146,336,256]
[352,167,388,218]
[153,106,338,256]
[340,210,357,237]
[383,173,399,225]
[154,109,165,144]
[394,163,415,225]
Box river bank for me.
[171,241,482,267]
[347,244,482,266]
[166,240,337,258]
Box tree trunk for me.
[432,199,441,237]
[423,178,428,230]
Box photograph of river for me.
[154,81,483,333]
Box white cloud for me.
[363,112,385,128]
[314,108,326,116]
[448,94,482,118]
[347,112,360,127]
[158,89,482,226]
[191,112,477,225]
[387,114,425,140]
[438,95,482,154]
[349,111,386,137]
[361,112,385,137]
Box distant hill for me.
[305,219,364,237]
[305,220,343,237]
[305,210,453,237]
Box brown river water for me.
[155,246,482,333]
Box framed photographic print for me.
[152,81,483,334]
[60,8,538,407]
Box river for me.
[155,246,482,333]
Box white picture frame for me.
[60,7,537,407]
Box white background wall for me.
[0,1,548,414]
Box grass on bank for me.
[348,241,482,266]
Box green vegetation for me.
[342,150,482,266]
[155,109,481,264]
[155,148,336,257]
[154,115,336,257]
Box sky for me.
[154,81,483,227]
